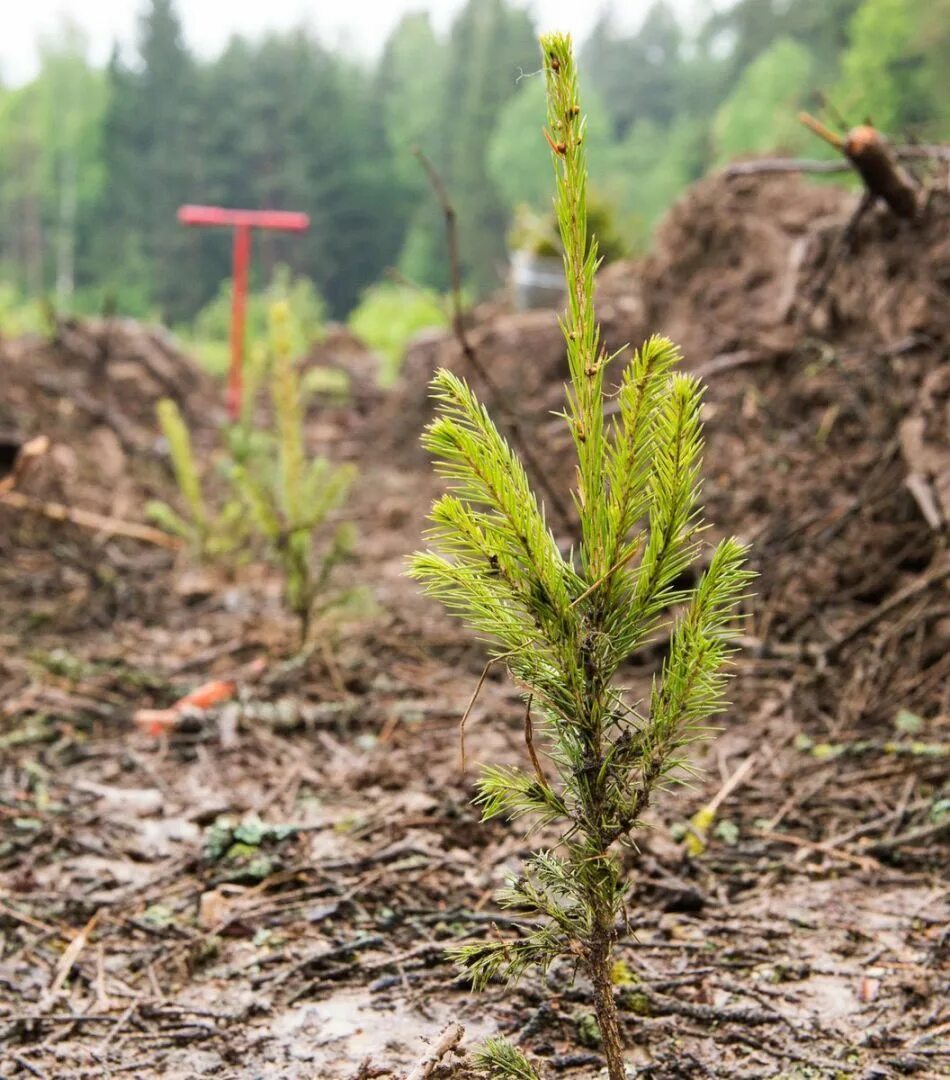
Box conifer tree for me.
[409,34,751,1079]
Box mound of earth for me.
[0,318,220,633]
[385,174,949,734]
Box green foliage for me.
[581,2,687,139]
[438,0,539,295]
[703,0,861,86]
[155,399,205,529]
[0,0,943,323]
[148,397,247,557]
[473,1037,541,1079]
[203,813,298,883]
[410,35,751,1075]
[0,21,106,307]
[376,13,446,194]
[150,398,210,551]
[347,282,448,386]
[488,76,613,212]
[150,300,356,638]
[507,193,627,263]
[0,282,46,335]
[713,38,819,164]
[834,0,950,135]
[228,301,357,640]
[603,117,705,251]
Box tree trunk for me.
[844,125,917,219]
[588,923,626,1080]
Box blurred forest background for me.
[0,0,947,350]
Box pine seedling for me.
[150,397,216,553]
[150,397,249,558]
[408,33,752,1080]
[229,300,356,642]
[473,1038,541,1080]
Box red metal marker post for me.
[177,205,310,420]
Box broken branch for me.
[799,114,918,218]
[0,490,182,549]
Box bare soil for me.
[1,175,947,1079]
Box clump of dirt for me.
[0,318,220,634]
[628,171,848,358]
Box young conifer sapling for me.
[151,302,356,643]
[229,301,356,643]
[409,33,752,1080]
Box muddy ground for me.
[1,174,947,1079]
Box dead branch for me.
[413,147,573,527]
[725,158,852,178]
[725,142,950,181]
[798,111,845,151]
[799,114,919,218]
[404,1022,465,1080]
[823,558,950,658]
[0,435,49,498]
[844,124,918,218]
[752,828,881,872]
[0,489,182,550]
[634,987,785,1026]
[457,655,507,774]
[523,695,550,789]
[897,144,950,163]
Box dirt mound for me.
[0,319,219,633]
[629,171,847,358]
[387,174,949,735]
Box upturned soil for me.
[1,174,947,1080]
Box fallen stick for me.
[705,754,757,818]
[867,819,949,855]
[725,158,852,177]
[0,489,181,550]
[684,754,756,855]
[823,559,950,657]
[0,435,50,497]
[753,828,881,871]
[39,911,100,1011]
[724,144,950,180]
[404,1022,465,1080]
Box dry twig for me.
[0,489,182,549]
[404,1022,465,1080]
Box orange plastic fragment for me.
[132,679,237,737]
[176,680,236,711]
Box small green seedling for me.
[410,33,751,1080]
[228,301,356,642]
[149,397,246,557]
[151,301,356,642]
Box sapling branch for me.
[409,33,752,1080]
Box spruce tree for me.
[409,33,751,1079]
